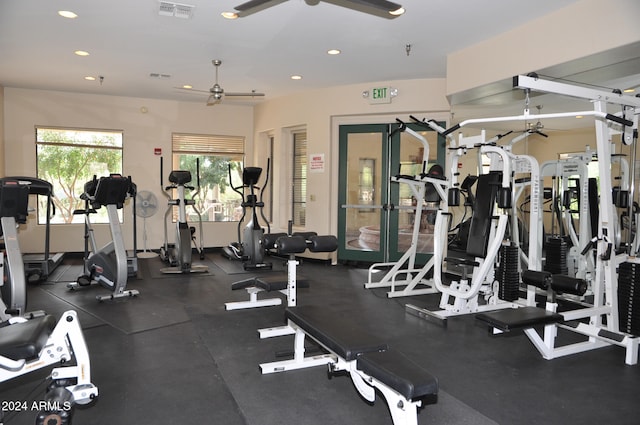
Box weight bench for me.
[260,305,438,425]
[0,311,99,423]
[225,233,337,310]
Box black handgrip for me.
[605,113,633,127]
[580,237,597,256]
[196,157,200,187]
[160,156,164,186]
[442,124,460,137]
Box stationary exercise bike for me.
[159,157,208,274]
[69,174,140,301]
[222,159,272,270]
[0,178,31,320]
[0,179,99,424]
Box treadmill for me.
[10,177,65,283]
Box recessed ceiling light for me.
[575,115,584,119]
[84,76,96,81]
[74,50,90,56]
[182,84,193,89]
[389,7,405,16]
[291,75,302,80]
[327,49,341,55]
[624,88,636,93]
[221,11,238,19]
[58,10,78,19]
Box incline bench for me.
[260,305,438,425]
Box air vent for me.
[149,73,172,79]
[158,1,194,19]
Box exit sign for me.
[369,87,392,104]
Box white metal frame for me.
[473,75,640,365]
[407,134,529,321]
[225,256,299,310]
[0,310,99,405]
[364,126,449,298]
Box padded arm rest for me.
[308,235,338,253]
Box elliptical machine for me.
[223,159,272,270]
[69,174,140,301]
[159,157,207,274]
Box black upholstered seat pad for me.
[0,315,56,361]
[231,276,309,292]
[285,306,387,361]
[357,349,438,400]
[476,306,563,332]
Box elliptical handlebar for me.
[259,158,271,235]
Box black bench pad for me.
[476,307,563,332]
[357,349,438,400]
[285,306,388,361]
[231,276,310,292]
[0,315,56,361]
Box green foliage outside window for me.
[173,154,244,222]
[36,128,123,224]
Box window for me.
[292,131,307,226]
[36,127,123,224]
[171,133,245,222]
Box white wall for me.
[4,87,254,253]
[446,0,640,96]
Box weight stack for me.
[544,236,568,276]
[618,261,640,337]
[497,244,520,302]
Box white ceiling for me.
[1,0,585,105]
[3,0,640,134]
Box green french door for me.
[337,122,445,264]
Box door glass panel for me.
[344,132,383,252]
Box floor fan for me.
[136,190,159,258]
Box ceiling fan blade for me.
[225,91,266,97]
[235,0,288,15]
[323,0,403,17]
[174,87,210,94]
[343,0,402,12]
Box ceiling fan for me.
[180,60,265,106]
[233,0,405,18]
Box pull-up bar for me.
[443,109,632,137]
